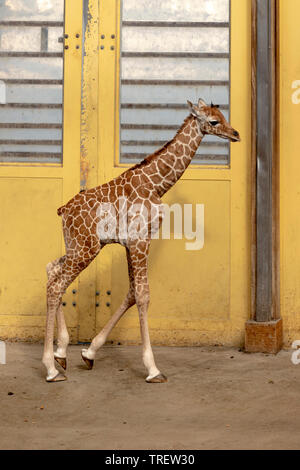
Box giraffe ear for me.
[187,100,198,117]
[198,98,207,109]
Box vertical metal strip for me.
[78,0,99,342]
[255,0,276,322]
[251,0,257,321]
[80,0,99,190]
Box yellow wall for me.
[0,0,254,347]
[3,1,300,348]
[279,0,300,345]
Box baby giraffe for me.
[43,99,240,382]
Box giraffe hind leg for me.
[128,241,167,383]
[46,257,69,370]
[43,256,82,381]
[43,252,99,382]
[54,302,68,370]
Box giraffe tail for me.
[57,205,66,216]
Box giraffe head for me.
[187,98,241,143]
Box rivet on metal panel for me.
[62,302,67,307]
[96,291,100,296]
[100,45,104,50]
[76,33,80,38]
[107,290,111,295]
[96,302,100,307]
[72,289,77,294]
[64,34,69,38]
[64,45,69,50]
[111,34,115,39]
[106,302,110,307]
[76,45,80,49]
[72,302,76,307]
[110,46,114,50]
[101,34,105,39]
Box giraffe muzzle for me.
[230,130,241,142]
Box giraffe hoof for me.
[46,372,67,383]
[146,373,168,383]
[54,356,67,370]
[81,351,94,370]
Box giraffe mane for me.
[128,115,194,172]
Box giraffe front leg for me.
[136,287,167,383]
[43,255,75,382]
[130,241,167,383]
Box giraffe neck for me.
[137,115,203,197]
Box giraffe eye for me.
[210,120,219,127]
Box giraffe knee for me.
[46,256,66,280]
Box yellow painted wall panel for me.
[280,0,300,345]
[102,322,243,348]
[150,180,230,321]
[0,177,62,320]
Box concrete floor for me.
[1,342,300,450]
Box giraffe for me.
[43,98,240,382]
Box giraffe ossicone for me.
[43,99,240,383]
